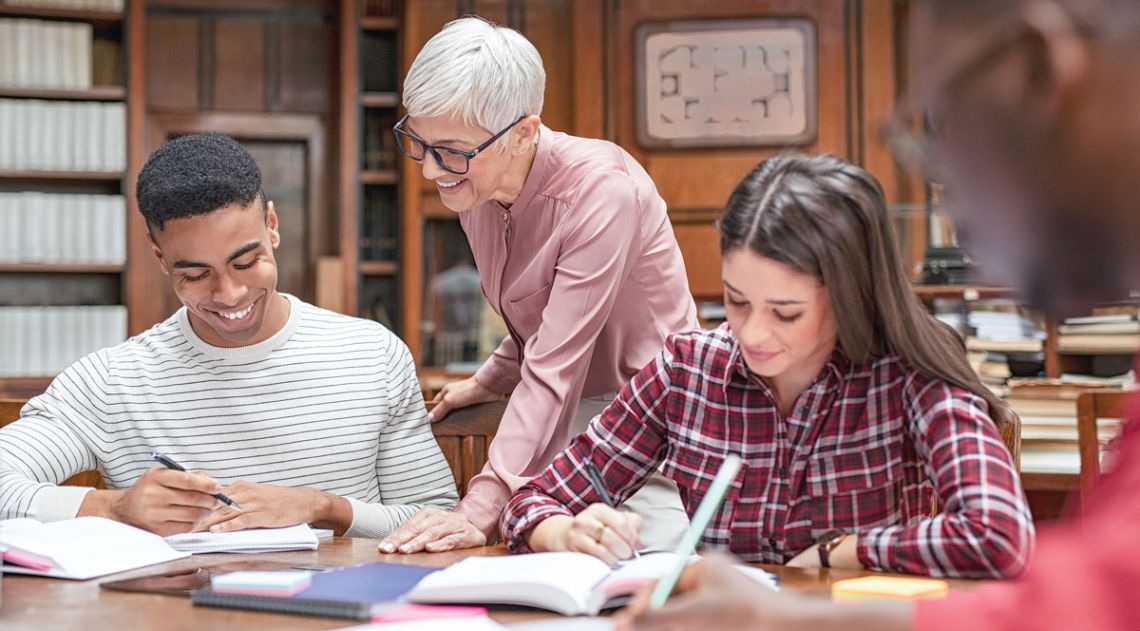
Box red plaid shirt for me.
[501,324,1034,579]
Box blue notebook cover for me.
[192,561,438,620]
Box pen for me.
[583,460,640,559]
[647,454,742,609]
[149,451,243,511]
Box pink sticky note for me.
[371,604,488,623]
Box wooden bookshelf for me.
[0,170,124,183]
[0,5,123,24]
[0,1,138,394]
[361,15,399,31]
[339,1,406,337]
[361,169,399,185]
[360,260,399,276]
[0,263,123,274]
[0,86,125,101]
[912,284,1019,301]
[361,92,399,108]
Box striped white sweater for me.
[0,294,458,538]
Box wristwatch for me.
[817,531,847,568]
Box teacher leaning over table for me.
[378,16,698,554]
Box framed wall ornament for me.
[635,18,817,148]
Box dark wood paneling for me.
[277,20,334,113]
[214,18,266,111]
[145,16,199,109]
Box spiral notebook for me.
[164,524,333,554]
[191,561,440,620]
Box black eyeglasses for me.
[392,115,527,175]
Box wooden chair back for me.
[429,400,507,497]
[0,399,105,488]
[1076,389,1129,506]
[1000,410,1022,473]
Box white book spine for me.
[26,306,44,376]
[109,102,125,172]
[0,308,12,377]
[16,20,33,87]
[0,193,16,263]
[77,22,93,89]
[12,100,28,170]
[86,102,101,172]
[42,21,61,89]
[0,100,11,169]
[92,194,110,263]
[43,101,60,171]
[110,195,126,264]
[0,22,14,86]
[27,100,45,170]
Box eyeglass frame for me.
[881,14,1033,181]
[391,114,528,176]
[882,2,1093,181]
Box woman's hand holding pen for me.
[528,504,643,566]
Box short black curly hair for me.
[137,132,264,231]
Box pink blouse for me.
[454,126,698,535]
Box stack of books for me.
[963,301,1045,394]
[1057,312,1140,354]
[1009,377,1130,476]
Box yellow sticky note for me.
[831,576,949,602]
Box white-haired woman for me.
[378,16,697,554]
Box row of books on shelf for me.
[0,192,126,264]
[0,0,123,10]
[0,305,126,377]
[0,18,96,89]
[0,99,125,172]
[1009,374,1133,475]
[1056,311,1140,353]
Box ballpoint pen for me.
[150,451,243,511]
[583,460,640,559]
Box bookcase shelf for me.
[0,6,123,24]
[912,285,1019,301]
[361,92,399,108]
[361,169,399,185]
[0,0,137,398]
[0,263,123,274]
[0,86,125,101]
[360,260,398,276]
[361,15,398,31]
[0,170,124,183]
[339,1,405,337]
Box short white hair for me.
[403,17,545,137]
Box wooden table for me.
[0,538,976,630]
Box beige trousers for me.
[574,393,690,552]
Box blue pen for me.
[648,454,742,609]
[150,451,243,511]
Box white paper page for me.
[0,517,188,580]
[164,523,320,554]
[334,617,508,631]
[509,619,614,631]
[408,552,612,615]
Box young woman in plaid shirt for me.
[501,155,1034,579]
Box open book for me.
[405,551,777,616]
[0,517,189,580]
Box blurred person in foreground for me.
[617,1,1140,629]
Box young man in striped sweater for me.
[0,133,457,538]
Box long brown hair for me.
[719,154,1009,428]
